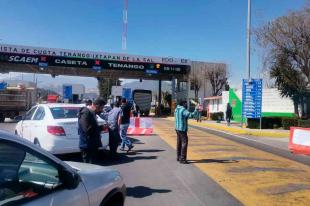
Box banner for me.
[0,43,191,65]
[0,52,189,74]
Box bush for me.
[247,118,260,129]
[282,118,299,130]
[247,117,283,129]
[201,110,207,117]
[211,112,224,121]
[161,107,171,116]
[298,119,310,128]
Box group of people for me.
[78,96,233,165]
[78,97,134,164]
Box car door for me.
[31,106,46,144]
[0,140,89,206]
[21,106,38,141]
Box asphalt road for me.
[0,121,242,206]
[188,123,310,166]
[153,118,310,206]
[2,118,309,205]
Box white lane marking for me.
[190,124,288,151]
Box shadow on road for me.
[99,153,158,166]
[57,151,158,166]
[126,149,165,155]
[126,186,171,198]
[188,159,239,164]
[129,137,145,144]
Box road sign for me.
[145,69,158,74]
[122,88,132,101]
[63,85,73,100]
[242,79,262,118]
[0,82,7,91]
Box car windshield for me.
[50,107,81,119]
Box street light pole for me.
[246,0,251,80]
[242,0,252,128]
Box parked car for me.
[15,104,109,155]
[0,130,126,206]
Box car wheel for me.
[102,200,123,206]
[34,139,41,147]
[100,193,124,206]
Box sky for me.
[0,0,307,89]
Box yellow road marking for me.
[154,119,310,206]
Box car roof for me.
[39,103,85,108]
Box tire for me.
[100,193,124,206]
[34,139,41,147]
[103,199,123,206]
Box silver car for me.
[0,130,126,206]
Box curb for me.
[166,117,289,138]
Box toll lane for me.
[154,118,310,206]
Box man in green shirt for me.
[174,101,198,164]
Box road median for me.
[166,117,289,138]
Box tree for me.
[255,6,310,117]
[205,63,228,96]
[163,91,172,108]
[97,77,121,101]
[189,66,203,101]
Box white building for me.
[204,88,295,122]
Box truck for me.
[132,89,152,116]
[0,81,37,122]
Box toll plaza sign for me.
[0,44,190,65]
[0,53,189,74]
[0,44,190,75]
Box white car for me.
[0,130,126,206]
[15,104,109,154]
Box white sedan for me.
[15,104,109,155]
[0,130,126,206]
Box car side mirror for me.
[59,168,81,190]
[14,115,24,122]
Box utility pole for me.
[242,0,252,128]
[122,0,128,51]
[246,0,252,80]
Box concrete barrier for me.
[289,127,310,155]
[128,117,153,135]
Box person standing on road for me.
[196,104,203,122]
[119,98,134,152]
[107,101,122,160]
[78,98,105,164]
[175,101,198,164]
[226,103,232,126]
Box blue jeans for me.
[120,124,132,149]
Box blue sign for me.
[92,66,102,72]
[63,85,73,100]
[0,82,7,91]
[242,79,262,118]
[122,88,132,101]
[145,69,158,74]
[38,62,48,68]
